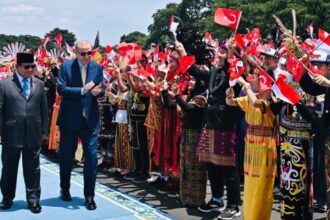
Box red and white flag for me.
[308,22,314,39]
[272,75,301,105]
[170,16,179,38]
[318,28,330,46]
[234,34,246,49]
[259,68,274,91]
[228,58,245,86]
[178,55,195,73]
[286,54,304,82]
[244,28,261,44]
[105,45,116,61]
[214,7,242,30]
[42,36,52,47]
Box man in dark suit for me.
[56,40,104,210]
[0,52,48,213]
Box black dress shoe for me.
[1,200,13,210]
[60,189,72,201]
[85,198,97,210]
[27,202,42,214]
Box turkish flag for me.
[234,34,246,49]
[318,28,330,46]
[244,28,261,44]
[179,55,195,73]
[259,68,274,91]
[214,7,242,30]
[272,75,301,105]
[286,54,304,82]
[228,58,245,86]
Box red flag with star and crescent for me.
[214,7,242,30]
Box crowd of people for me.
[0,19,330,220]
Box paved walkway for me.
[0,147,174,220]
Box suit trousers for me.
[59,118,98,199]
[0,145,41,203]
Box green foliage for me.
[0,34,41,52]
[120,31,149,49]
[212,0,330,39]
[44,28,76,50]
[146,0,330,45]
[147,3,179,45]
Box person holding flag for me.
[176,39,242,219]
[226,72,279,220]
[271,73,314,219]
[299,50,330,220]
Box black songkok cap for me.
[16,52,34,64]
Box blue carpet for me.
[0,147,174,220]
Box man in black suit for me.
[0,52,48,213]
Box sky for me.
[0,0,181,45]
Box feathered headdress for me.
[0,42,27,64]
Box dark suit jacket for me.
[56,59,104,131]
[300,70,330,128]
[0,74,49,148]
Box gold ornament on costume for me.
[272,14,304,58]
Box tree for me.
[147,0,330,46]
[211,0,330,39]
[93,31,100,49]
[147,3,179,45]
[119,31,149,49]
[177,0,212,24]
[0,34,41,52]
[44,28,76,50]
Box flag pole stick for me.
[286,50,315,77]
[310,37,329,54]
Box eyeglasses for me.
[22,64,36,70]
[80,51,93,57]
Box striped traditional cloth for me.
[180,129,207,207]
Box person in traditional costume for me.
[176,37,242,219]
[124,55,150,183]
[277,89,314,220]
[165,75,207,207]
[226,74,278,220]
[105,68,133,176]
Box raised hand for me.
[83,81,95,94]
[314,74,330,87]
[91,84,102,96]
